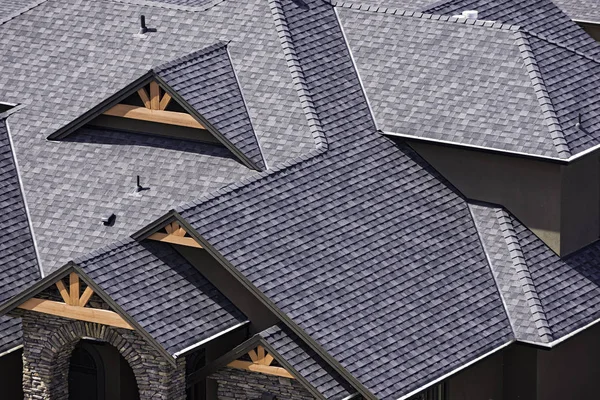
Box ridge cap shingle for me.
[109,0,226,12]
[514,30,571,159]
[333,1,522,31]
[495,208,553,342]
[0,0,48,26]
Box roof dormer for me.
[48,42,266,171]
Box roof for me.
[553,0,600,23]
[421,0,600,56]
[471,202,600,345]
[154,42,266,170]
[0,238,248,357]
[0,0,315,271]
[173,1,514,398]
[74,239,248,356]
[336,4,600,160]
[0,118,41,352]
[261,324,357,400]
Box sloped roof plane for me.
[336,5,600,160]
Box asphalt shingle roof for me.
[336,5,600,159]
[0,0,314,271]
[261,324,356,400]
[0,118,40,353]
[553,0,600,22]
[471,202,600,343]
[154,42,266,170]
[173,1,514,398]
[75,239,247,355]
[422,0,600,57]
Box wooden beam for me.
[147,232,203,248]
[69,272,79,306]
[137,88,151,109]
[18,298,134,330]
[159,92,172,110]
[150,82,160,110]
[263,353,274,366]
[227,360,294,379]
[79,286,95,307]
[257,345,265,363]
[55,280,70,304]
[104,104,205,130]
[248,349,258,363]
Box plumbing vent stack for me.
[462,10,479,19]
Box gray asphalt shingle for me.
[155,42,266,170]
[0,0,314,271]
[261,324,357,400]
[0,119,41,353]
[553,0,600,22]
[336,5,600,159]
[75,239,247,355]
[175,2,514,398]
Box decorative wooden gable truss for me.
[103,80,206,130]
[148,221,202,249]
[18,272,133,330]
[227,345,294,379]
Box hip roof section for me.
[336,5,600,160]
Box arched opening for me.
[68,340,140,400]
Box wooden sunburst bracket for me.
[148,221,202,249]
[17,272,134,330]
[227,345,294,379]
[103,81,205,130]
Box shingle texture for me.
[75,239,247,355]
[261,324,356,400]
[422,0,600,57]
[155,42,266,170]
[0,119,40,353]
[0,0,314,271]
[471,202,600,343]
[553,0,600,22]
[174,3,514,399]
[336,6,600,159]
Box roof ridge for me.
[108,0,227,12]
[514,30,571,158]
[495,208,553,342]
[0,0,49,26]
[523,29,600,65]
[332,1,521,31]
[152,41,228,74]
[269,0,328,150]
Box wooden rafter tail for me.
[248,349,258,362]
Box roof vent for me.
[138,15,157,35]
[461,10,479,19]
[101,213,116,226]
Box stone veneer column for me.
[19,311,186,400]
[209,367,315,399]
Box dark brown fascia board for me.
[188,333,329,400]
[152,74,262,171]
[47,72,155,140]
[0,261,177,367]
[168,213,377,400]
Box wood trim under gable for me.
[226,345,295,379]
[104,104,205,130]
[148,222,203,249]
[18,298,134,330]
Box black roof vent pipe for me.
[139,15,148,34]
